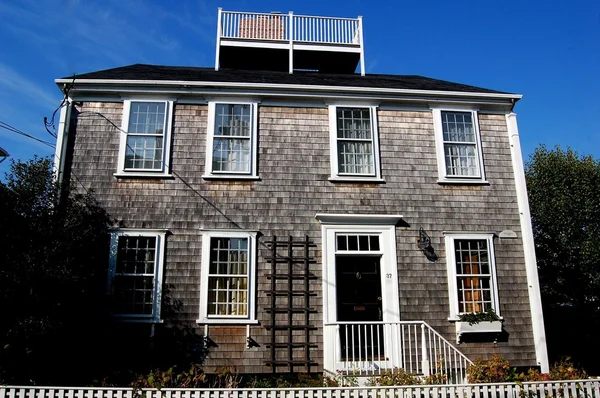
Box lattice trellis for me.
[263,235,318,373]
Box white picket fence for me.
[2,380,600,398]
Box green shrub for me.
[367,369,422,386]
[130,364,207,389]
[458,308,501,325]
[467,355,516,383]
[468,355,588,383]
[549,357,587,380]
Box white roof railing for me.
[215,9,365,75]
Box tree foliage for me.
[525,145,600,372]
[0,157,112,384]
[0,158,207,385]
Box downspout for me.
[506,112,549,372]
[53,97,72,191]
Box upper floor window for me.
[204,102,258,179]
[117,100,174,177]
[198,230,258,324]
[107,229,167,322]
[432,108,486,183]
[328,105,382,182]
[444,233,499,319]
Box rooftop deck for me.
[215,10,365,75]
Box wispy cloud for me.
[0,62,58,109]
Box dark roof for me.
[62,64,510,95]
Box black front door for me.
[336,255,384,360]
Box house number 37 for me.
[386,273,392,279]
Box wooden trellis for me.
[263,235,318,373]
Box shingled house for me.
[53,9,548,380]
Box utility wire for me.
[73,110,290,257]
[76,111,244,230]
[44,76,75,139]
[0,120,55,148]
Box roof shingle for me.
[62,64,510,95]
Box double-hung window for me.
[117,100,174,177]
[204,102,258,179]
[198,231,258,324]
[328,105,382,181]
[107,229,167,322]
[444,233,499,319]
[432,108,485,183]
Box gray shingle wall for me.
[69,102,536,373]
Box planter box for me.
[455,320,503,344]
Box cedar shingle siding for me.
[69,102,535,373]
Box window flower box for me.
[456,320,503,344]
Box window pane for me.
[444,143,478,176]
[212,138,251,172]
[125,136,164,170]
[207,276,248,316]
[441,111,474,143]
[337,235,347,251]
[359,235,369,250]
[215,104,251,137]
[338,141,374,174]
[369,235,380,251]
[128,102,166,135]
[337,108,371,139]
[347,235,358,251]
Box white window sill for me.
[196,319,260,325]
[112,317,164,324]
[329,177,385,184]
[202,175,260,181]
[437,179,489,185]
[114,172,174,179]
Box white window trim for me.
[107,229,167,323]
[328,105,382,182]
[431,106,487,184]
[197,230,258,324]
[203,101,259,179]
[444,233,500,320]
[115,99,174,177]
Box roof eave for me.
[54,78,522,101]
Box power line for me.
[44,76,76,139]
[0,120,55,148]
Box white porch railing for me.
[324,321,472,383]
[219,10,361,45]
[2,380,600,398]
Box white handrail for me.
[324,321,472,384]
[219,10,361,45]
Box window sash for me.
[336,108,375,175]
[124,102,167,171]
[453,238,493,314]
[212,137,251,173]
[112,235,158,316]
[207,237,250,317]
[211,104,253,174]
[437,110,482,179]
[336,234,380,252]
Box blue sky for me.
[1,0,599,177]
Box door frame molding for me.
[316,214,402,372]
